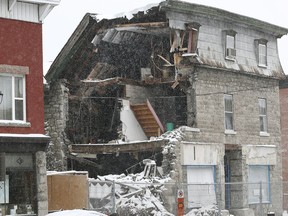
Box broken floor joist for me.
[70,139,166,155]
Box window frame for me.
[258,43,267,67]
[248,165,271,204]
[258,98,268,133]
[255,38,268,67]
[184,22,201,55]
[224,94,234,131]
[0,73,26,122]
[224,30,237,60]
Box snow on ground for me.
[46,209,107,216]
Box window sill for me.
[258,64,267,68]
[225,56,236,62]
[0,121,31,127]
[249,201,271,205]
[182,53,198,57]
[225,130,237,135]
[260,131,270,137]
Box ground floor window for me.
[0,153,36,215]
[187,165,216,208]
[248,165,270,204]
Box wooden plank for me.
[71,140,166,155]
[115,22,168,28]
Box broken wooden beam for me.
[70,140,166,155]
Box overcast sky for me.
[43,0,288,75]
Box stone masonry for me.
[35,151,48,216]
[44,79,70,171]
[185,67,282,216]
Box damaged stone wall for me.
[44,79,70,171]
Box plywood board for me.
[48,174,88,211]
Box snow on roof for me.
[47,170,88,176]
[114,3,159,19]
[0,133,49,138]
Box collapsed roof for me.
[45,0,288,85]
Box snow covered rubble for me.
[87,127,225,215]
[47,127,227,215]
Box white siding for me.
[0,0,39,23]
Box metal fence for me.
[87,179,288,216]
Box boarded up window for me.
[187,166,216,208]
[248,165,270,204]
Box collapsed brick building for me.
[45,1,288,215]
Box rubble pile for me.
[95,171,173,216]
[185,205,220,216]
[160,127,186,176]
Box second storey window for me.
[259,98,267,132]
[224,94,233,130]
[0,74,25,121]
[184,22,201,55]
[225,30,237,60]
[255,39,268,67]
[259,43,267,66]
[170,22,201,55]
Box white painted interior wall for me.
[120,100,147,141]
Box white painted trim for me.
[182,127,200,132]
[9,0,17,11]
[0,121,31,127]
[0,73,27,122]
[260,131,270,137]
[0,133,47,137]
[39,3,53,21]
[225,129,237,135]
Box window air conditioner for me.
[226,48,236,58]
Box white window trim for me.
[258,44,267,67]
[259,98,268,133]
[224,94,234,131]
[255,39,268,68]
[224,30,237,61]
[0,73,27,123]
[225,129,237,135]
[260,131,270,137]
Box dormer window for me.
[255,39,268,67]
[170,22,201,56]
[224,30,237,60]
[183,22,201,55]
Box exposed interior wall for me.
[125,84,188,129]
[120,100,147,141]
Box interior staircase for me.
[130,100,164,137]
